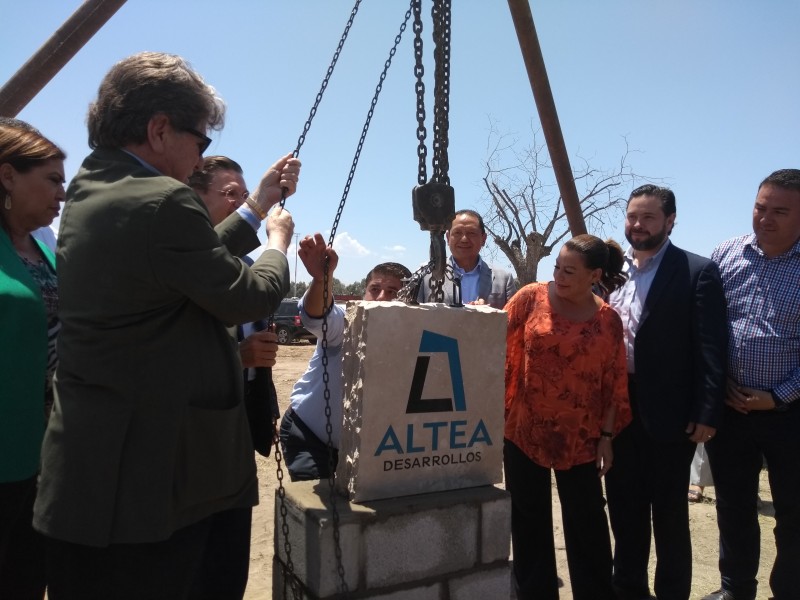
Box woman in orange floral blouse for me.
[504,234,631,600]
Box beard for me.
[626,225,669,251]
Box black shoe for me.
[700,590,743,600]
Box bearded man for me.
[604,185,728,600]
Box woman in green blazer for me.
[0,119,66,599]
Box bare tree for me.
[481,122,642,285]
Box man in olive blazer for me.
[33,52,301,599]
[35,144,287,538]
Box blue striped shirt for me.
[711,233,800,406]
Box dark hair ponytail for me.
[563,234,628,296]
[601,239,627,295]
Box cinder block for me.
[337,302,507,503]
[359,487,509,587]
[365,582,443,600]
[274,480,371,597]
[481,492,512,564]
[448,564,512,600]
[364,503,477,588]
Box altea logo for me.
[375,330,492,464]
[406,329,466,413]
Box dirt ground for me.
[244,343,778,600]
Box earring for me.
[3,194,10,210]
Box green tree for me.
[292,281,308,298]
[345,278,366,297]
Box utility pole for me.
[293,233,300,297]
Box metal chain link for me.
[328,3,414,246]
[319,265,348,594]
[411,0,453,299]
[314,7,415,595]
[430,0,451,185]
[396,255,460,305]
[272,430,303,599]
[412,0,427,186]
[271,3,364,598]
[272,4,416,598]
[278,0,363,210]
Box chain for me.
[430,0,451,185]
[412,0,427,186]
[272,430,303,599]
[271,3,364,597]
[279,0,363,210]
[396,256,460,305]
[318,261,349,595]
[328,2,414,246]
[314,6,417,596]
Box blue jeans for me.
[705,405,800,600]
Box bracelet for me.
[600,430,613,439]
[244,196,267,220]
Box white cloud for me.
[331,231,371,257]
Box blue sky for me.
[3,1,798,284]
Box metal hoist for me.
[270,1,456,597]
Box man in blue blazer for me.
[606,185,728,600]
[417,209,516,308]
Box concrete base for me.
[273,480,511,599]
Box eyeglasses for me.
[216,189,249,203]
[182,127,212,155]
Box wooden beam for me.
[507,0,586,235]
[0,0,127,117]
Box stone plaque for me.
[336,302,507,502]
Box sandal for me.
[687,485,704,503]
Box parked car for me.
[273,298,317,345]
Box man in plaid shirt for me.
[702,169,800,600]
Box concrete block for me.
[480,492,512,564]
[337,302,507,502]
[364,503,477,587]
[448,564,512,600]
[274,480,372,597]
[366,582,443,600]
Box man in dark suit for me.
[189,155,280,456]
[606,184,728,600]
[33,52,300,599]
[417,209,516,308]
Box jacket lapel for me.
[477,260,493,301]
[641,243,679,325]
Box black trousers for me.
[504,439,615,600]
[279,408,338,481]
[0,475,45,600]
[705,406,800,600]
[605,406,696,600]
[45,507,252,600]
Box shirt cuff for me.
[235,205,261,230]
[771,388,794,412]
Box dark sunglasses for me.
[182,127,212,155]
